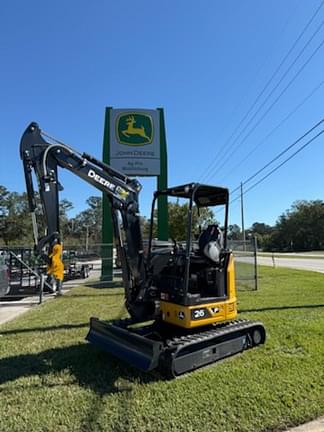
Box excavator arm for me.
[20,122,153,320]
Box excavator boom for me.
[20,122,152,320]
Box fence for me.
[228,237,258,291]
[0,244,116,302]
[0,247,61,302]
[0,238,258,303]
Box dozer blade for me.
[86,317,163,372]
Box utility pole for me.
[240,182,246,245]
[85,226,89,252]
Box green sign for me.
[116,113,153,146]
[101,107,168,283]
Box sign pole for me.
[101,107,113,282]
[157,108,168,241]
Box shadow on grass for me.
[0,322,88,336]
[240,304,324,313]
[85,281,122,289]
[0,342,161,396]
[67,293,124,298]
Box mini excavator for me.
[20,122,265,377]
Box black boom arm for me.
[20,122,151,319]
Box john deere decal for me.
[117,113,153,146]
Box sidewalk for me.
[0,276,94,326]
[0,296,46,325]
[286,417,324,432]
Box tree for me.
[72,196,102,245]
[228,224,241,241]
[0,190,32,245]
[0,184,74,246]
[249,222,273,236]
[275,200,324,251]
[168,201,217,241]
[0,186,9,216]
[58,198,74,241]
[140,215,153,240]
[260,200,324,252]
[248,222,273,249]
[0,186,10,238]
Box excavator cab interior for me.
[147,184,230,307]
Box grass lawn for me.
[0,266,324,432]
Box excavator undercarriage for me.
[87,318,266,377]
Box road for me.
[257,255,324,274]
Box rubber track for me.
[165,319,263,349]
[161,319,265,377]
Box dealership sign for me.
[109,109,160,175]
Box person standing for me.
[47,242,64,295]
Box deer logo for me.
[117,113,153,146]
[122,115,150,141]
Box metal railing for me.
[0,248,55,303]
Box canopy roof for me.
[156,183,229,207]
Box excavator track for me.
[87,317,266,378]
[159,319,266,377]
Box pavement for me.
[0,296,46,325]
[0,273,100,326]
[257,255,324,273]
[285,417,324,432]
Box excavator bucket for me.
[86,317,163,372]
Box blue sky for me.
[1,0,323,228]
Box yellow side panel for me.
[160,253,238,329]
[160,298,237,329]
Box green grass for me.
[1,267,324,432]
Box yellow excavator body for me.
[160,255,237,328]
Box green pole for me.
[101,107,113,282]
[157,108,168,241]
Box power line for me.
[221,80,324,182]
[200,2,324,182]
[230,128,324,204]
[245,129,324,194]
[231,118,324,195]
[199,3,302,182]
[210,36,324,180]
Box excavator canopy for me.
[156,183,229,207]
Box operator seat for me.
[198,224,223,264]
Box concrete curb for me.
[285,417,324,431]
